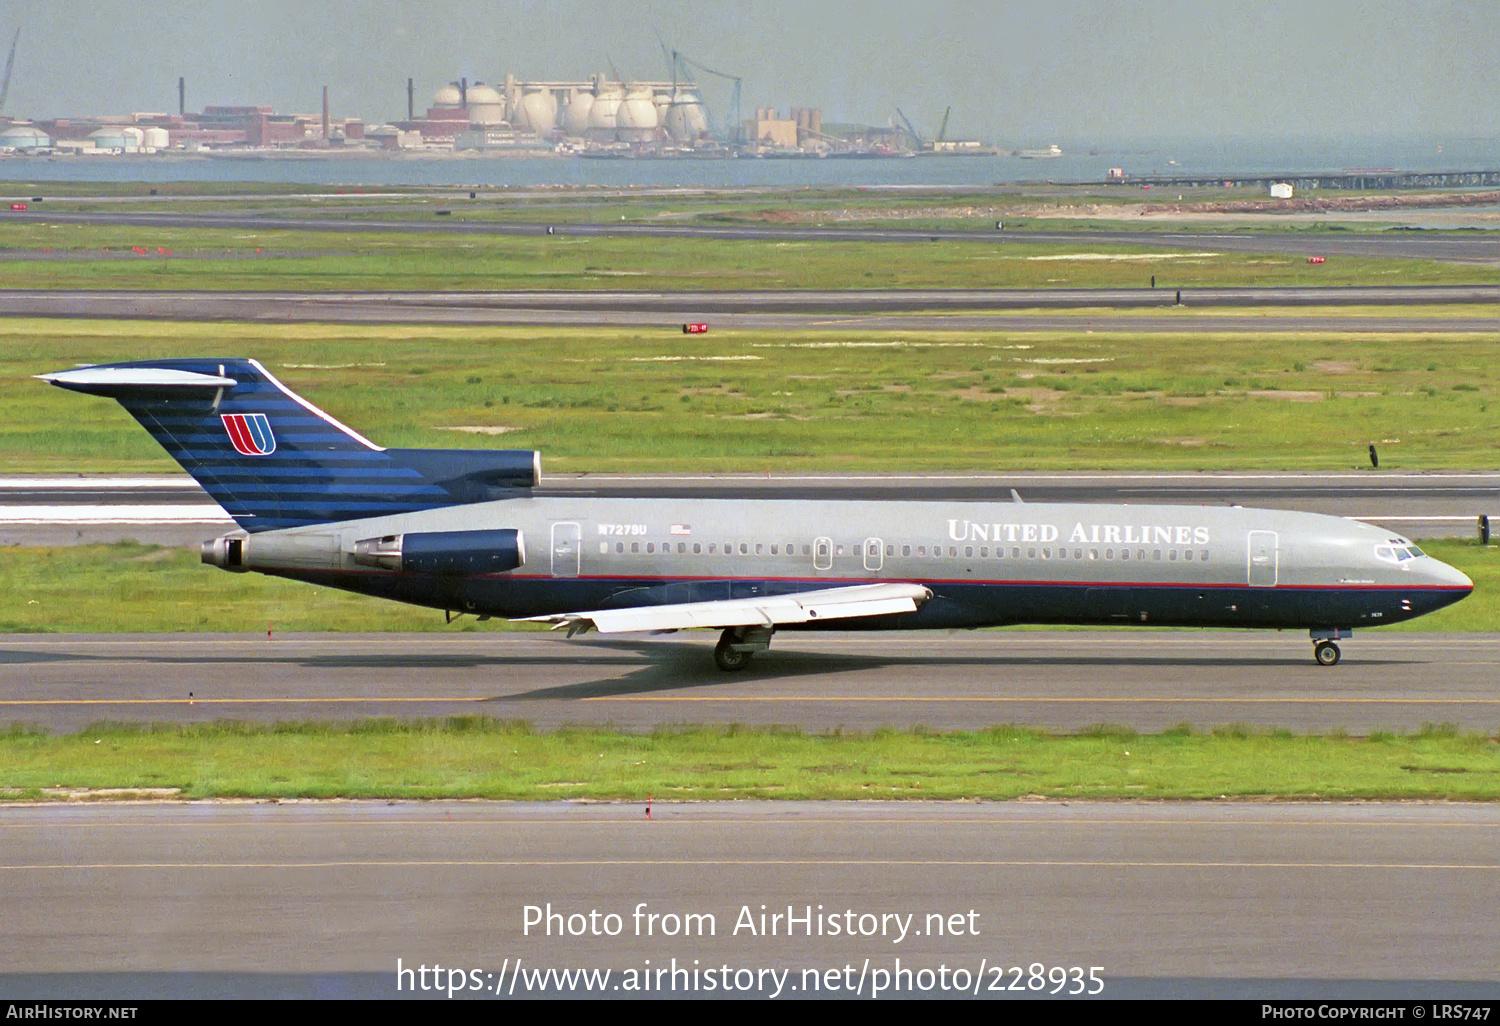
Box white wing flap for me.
[521,582,932,634]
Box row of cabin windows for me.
[613,542,818,556]
[607,540,1213,562]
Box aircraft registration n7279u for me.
[41,358,1473,669]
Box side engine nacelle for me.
[203,529,526,576]
[349,529,527,575]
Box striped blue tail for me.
[41,358,539,532]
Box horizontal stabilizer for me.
[37,367,236,392]
[521,582,932,634]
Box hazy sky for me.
[4,0,1496,143]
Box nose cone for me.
[1424,555,1473,609]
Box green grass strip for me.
[2,720,1497,802]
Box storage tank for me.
[561,90,594,137]
[616,87,659,142]
[466,83,506,125]
[664,90,709,141]
[88,126,144,151]
[587,85,623,140]
[142,127,169,150]
[0,126,51,150]
[513,87,558,134]
[432,83,463,109]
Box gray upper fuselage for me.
[263,495,1468,594]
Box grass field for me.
[5,319,1497,473]
[2,187,1495,291]
[2,720,1496,802]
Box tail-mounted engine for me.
[203,528,526,575]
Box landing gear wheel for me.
[714,630,753,672]
[1314,641,1341,666]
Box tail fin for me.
[40,358,540,532]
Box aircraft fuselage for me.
[210,496,1472,633]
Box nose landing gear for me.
[1314,640,1341,666]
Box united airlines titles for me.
[947,519,1211,546]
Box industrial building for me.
[394,74,714,151]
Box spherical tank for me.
[588,86,623,140]
[561,91,594,137]
[514,88,558,134]
[433,84,463,109]
[616,88,659,142]
[664,91,709,142]
[466,83,506,125]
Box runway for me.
[4,471,1494,545]
[1,631,1495,735]
[1,800,1496,998]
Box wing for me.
[519,582,932,635]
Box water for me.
[0,135,1495,189]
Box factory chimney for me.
[178,77,185,116]
[322,85,329,141]
[407,77,414,120]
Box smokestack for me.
[178,77,185,115]
[322,85,329,141]
[407,77,414,120]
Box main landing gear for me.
[1311,628,1352,666]
[714,625,774,671]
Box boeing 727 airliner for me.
[40,359,1472,669]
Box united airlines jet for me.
[40,359,1473,669]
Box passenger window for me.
[631,542,639,553]
[1057,549,1067,560]
[646,542,655,554]
[755,543,763,555]
[964,546,973,558]
[917,546,926,556]
[903,545,911,556]
[694,543,701,554]
[1169,550,1177,561]
[616,542,624,553]
[1042,548,1051,559]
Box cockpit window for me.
[1376,544,1423,563]
[1407,546,1424,558]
